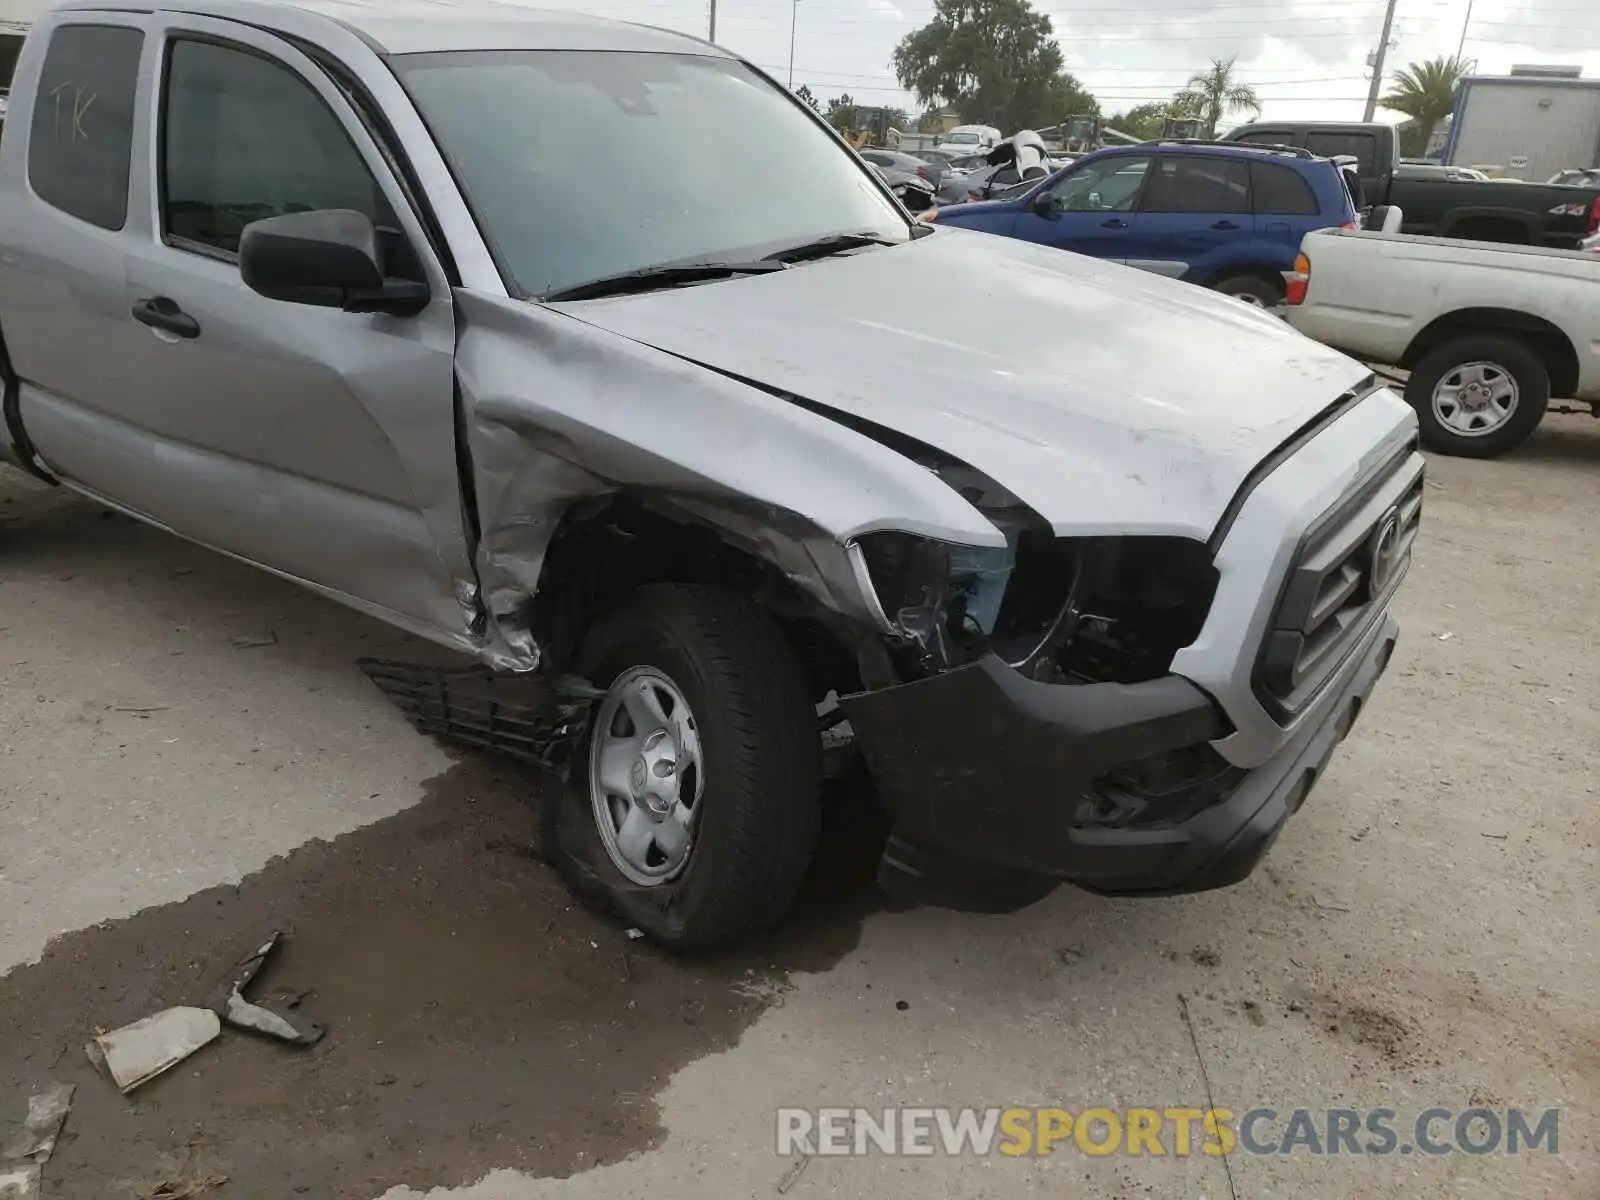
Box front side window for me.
[161,38,394,255]
[1046,155,1151,213]
[28,24,143,230]
[1143,156,1251,214]
[393,50,905,298]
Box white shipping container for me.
[1447,76,1600,181]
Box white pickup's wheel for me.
[1405,334,1549,459]
[1431,362,1518,437]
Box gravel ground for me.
[1,414,1597,1200]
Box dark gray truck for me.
[0,0,1420,950]
[1223,121,1600,249]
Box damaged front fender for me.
[451,291,1006,667]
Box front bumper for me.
[840,610,1399,912]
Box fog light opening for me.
[1377,638,1396,674]
[1286,768,1316,814]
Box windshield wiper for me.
[762,232,896,264]
[544,260,786,302]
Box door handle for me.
[1211,220,1240,230]
[131,296,200,340]
[1101,218,1128,229]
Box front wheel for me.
[1404,334,1549,458]
[548,584,824,952]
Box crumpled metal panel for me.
[451,291,1004,667]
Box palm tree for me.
[1382,56,1474,157]
[1174,57,1260,138]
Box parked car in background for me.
[867,162,937,210]
[935,132,1053,204]
[942,152,990,173]
[914,148,963,169]
[1287,228,1600,456]
[1222,121,1600,248]
[859,148,942,186]
[1548,168,1600,188]
[930,141,1357,307]
[933,123,1002,155]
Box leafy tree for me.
[824,92,856,133]
[893,0,1093,133]
[794,83,821,111]
[1107,101,1171,141]
[1174,56,1260,138]
[1382,55,1473,157]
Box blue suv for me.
[930,141,1357,307]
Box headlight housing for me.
[854,530,1219,683]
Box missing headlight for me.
[856,532,1218,684]
[855,522,1031,670]
[995,535,1220,685]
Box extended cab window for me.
[161,39,395,256]
[1249,161,1319,215]
[28,25,143,231]
[1305,132,1376,178]
[1143,156,1250,214]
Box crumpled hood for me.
[551,228,1372,541]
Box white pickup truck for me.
[1287,228,1600,457]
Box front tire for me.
[1405,334,1548,458]
[548,584,824,952]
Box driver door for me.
[1009,154,1152,261]
[113,17,472,636]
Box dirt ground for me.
[2,415,1597,1200]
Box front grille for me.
[1256,444,1423,719]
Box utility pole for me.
[787,0,798,88]
[1362,0,1399,121]
[708,0,716,42]
[1455,0,1474,61]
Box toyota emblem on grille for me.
[1366,506,1404,598]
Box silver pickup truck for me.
[0,0,1421,950]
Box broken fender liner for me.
[359,658,601,774]
[207,933,324,1047]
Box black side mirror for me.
[239,209,428,317]
[1031,190,1055,215]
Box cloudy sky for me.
[0,0,1592,125]
[476,0,1600,126]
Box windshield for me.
[944,132,979,144]
[393,50,906,298]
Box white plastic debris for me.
[626,928,644,941]
[1,1083,73,1165]
[0,1164,40,1199]
[87,1007,221,1093]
